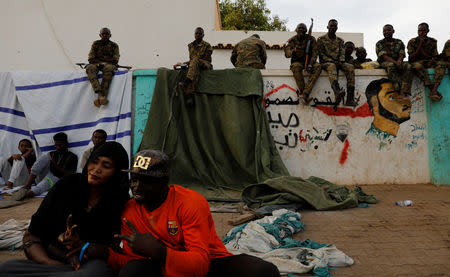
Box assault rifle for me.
[76,63,132,70]
[304,18,314,71]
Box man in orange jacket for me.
[83,149,280,277]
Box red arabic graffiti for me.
[339,139,350,165]
[314,104,373,118]
[264,83,374,118]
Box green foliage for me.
[219,0,288,31]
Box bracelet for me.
[78,242,90,263]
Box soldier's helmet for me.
[123,150,170,178]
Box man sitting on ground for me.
[86,27,120,107]
[79,129,107,169]
[12,132,78,200]
[0,139,35,190]
[82,150,280,277]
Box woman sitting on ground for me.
[0,141,130,276]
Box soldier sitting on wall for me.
[231,34,267,69]
[344,41,355,65]
[430,39,450,101]
[353,47,373,69]
[317,19,357,107]
[86,27,120,107]
[407,23,445,101]
[284,23,322,104]
[376,24,413,99]
[178,27,213,106]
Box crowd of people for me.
[0,132,280,276]
[0,20,448,277]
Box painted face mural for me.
[365,79,412,136]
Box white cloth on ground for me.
[224,209,354,275]
[0,219,30,250]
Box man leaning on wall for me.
[231,34,267,69]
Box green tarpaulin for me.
[242,176,377,211]
[139,68,289,198]
[139,68,376,208]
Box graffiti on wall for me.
[268,110,333,151]
[264,77,423,164]
[364,78,412,137]
[405,122,426,150]
[410,79,425,114]
[264,83,335,152]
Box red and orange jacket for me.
[107,184,232,276]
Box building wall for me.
[0,0,216,71]
[426,69,450,185]
[0,0,362,71]
[134,69,450,185]
[262,70,429,185]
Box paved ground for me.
[1,183,450,276]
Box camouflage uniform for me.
[185,40,213,95]
[407,36,446,87]
[317,34,355,87]
[433,39,450,86]
[284,35,321,96]
[376,38,413,93]
[231,35,267,69]
[86,40,119,97]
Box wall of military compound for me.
[133,69,450,185]
[0,0,363,71]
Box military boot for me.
[345,86,357,107]
[331,81,345,111]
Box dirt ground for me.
[1,183,450,276]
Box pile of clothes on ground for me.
[223,209,354,276]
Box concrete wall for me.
[426,69,450,185]
[262,70,429,185]
[133,69,450,185]
[0,0,362,71]
[0,0,216,71]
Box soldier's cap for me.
[122,150,170,178]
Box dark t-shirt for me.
[49,151,78,178]
[28,173,127,257]
[25,153,36,172]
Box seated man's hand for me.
[115,218,166,259]
[11,154,22,160]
